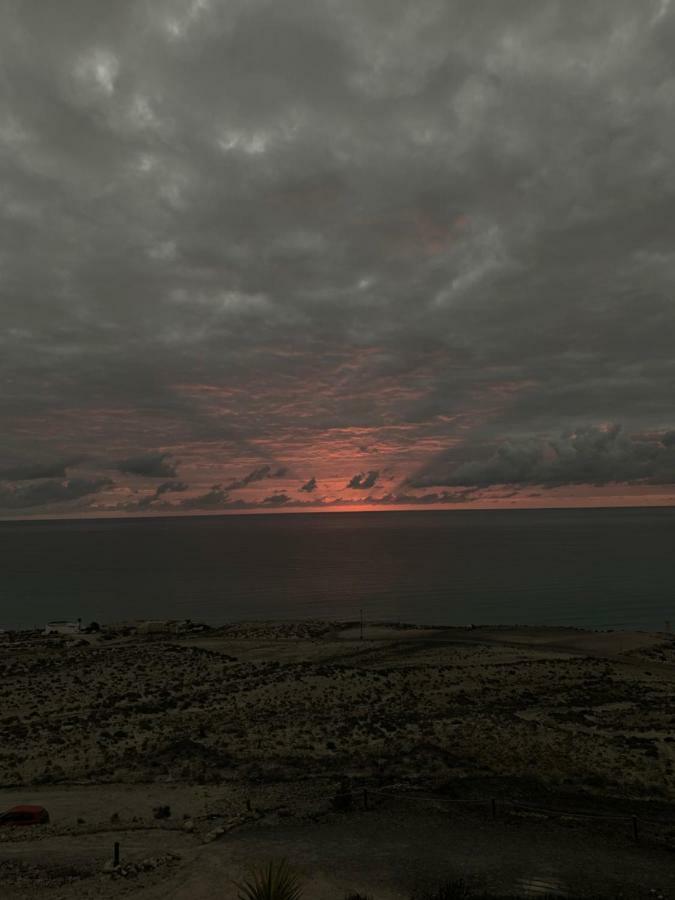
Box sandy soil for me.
[2,805,675,899]
[2,621,675,898]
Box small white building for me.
[44,620,81,636]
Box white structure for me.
[44,620,81,636]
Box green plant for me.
[413,881,471,900]
[235,859,303,900]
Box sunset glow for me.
[2,3,675,519]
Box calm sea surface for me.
[1,508,674,631]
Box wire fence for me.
[328,786,675,846]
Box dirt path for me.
[4,806,672,899]
[150,809,675,899]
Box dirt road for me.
[2,805,674,899]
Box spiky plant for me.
[235,859,303,900]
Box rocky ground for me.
[1,621,675,898]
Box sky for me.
[2,0,675,519]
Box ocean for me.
[1,507,674,631]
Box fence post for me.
[632,816,639,843]
[363,789,369,811]
[113,842,120,867]
[491,798,496,819]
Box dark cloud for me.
[347,470,380,489]
[3,2,675,515]
[376,489,477,505]
[156,479,188,496]
[262,492,291,506]
[137,479,188,509]
[410,425,675,489]
[240,465,272,486]
[175,487,296,511]
[179,485,231,510]
[226,464,287,490]
[116,453,177,478]
[0,477,112,510]
[0,459,79,481]
[300,476,317,492]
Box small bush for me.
[413,881,471,900]
[235,859,303,900]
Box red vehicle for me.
[0,805,50,826]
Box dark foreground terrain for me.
[1,621,674,898]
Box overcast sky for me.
[2,0,675,518]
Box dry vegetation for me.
[1,624,674,802]
[1,622,675,899]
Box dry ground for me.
[1,621,675,898]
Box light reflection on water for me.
[1,507,675,630]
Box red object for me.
[0,805,50,826]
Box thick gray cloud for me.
[2,1,675,515]
[300,476,317,492]
[0,477,112,510]
[409,425,675,488]
[116,453,178,478]
[0,459,79,481]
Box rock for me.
[182,818,194,833]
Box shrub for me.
[413,881,471,900]
[235,859,303,900]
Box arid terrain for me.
[1,621,675,898]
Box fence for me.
[202,781,675,848]
[333,786,675,847]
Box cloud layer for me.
[409,426,675,489]
[116,453,178,478]
[2,1,675,515]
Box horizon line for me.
[2,497,675,526]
